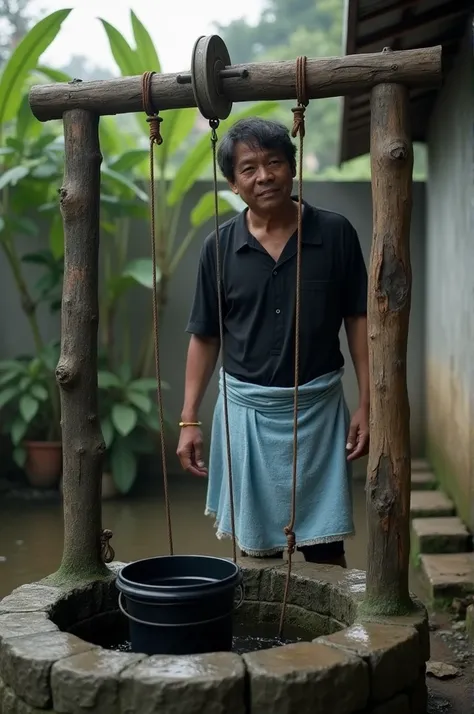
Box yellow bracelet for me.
[179,421,202,428]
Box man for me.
[177,117,369,567]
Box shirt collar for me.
[234,198,322,252]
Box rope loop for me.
[291,106,306,139]
[147,115,163,145]
[291,56,309,139]
[100,529,115,564]
[142,71,163,145]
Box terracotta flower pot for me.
[24,441,62,489]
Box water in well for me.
[107,621,310,655]
[69,607,310,656]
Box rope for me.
[142,71,174,556]
[100,529,115,564]
[209,118,237,564]
[279,55,308,638]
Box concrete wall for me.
[0,180,427,479]
[425,24,474,528]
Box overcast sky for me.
[31,0,264,73]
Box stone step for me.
[410,490,455,519]
[411,471,436,491]
[420,552,474,602]
[411,459,431,472]
[411,517,470,555]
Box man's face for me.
[228,142,294,212]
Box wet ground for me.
[0,476,472,712]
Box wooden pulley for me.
[190,35,233,120]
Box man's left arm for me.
[345,315,370,461]
[342,221,370,461]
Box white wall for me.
[425,23,474,527]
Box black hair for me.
[217,117,297,181]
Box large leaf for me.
[100,19,142,77]
[167,102,279,206]
[102,166,149,202]
[100,417,114,448]
[160,108,197,169]
[110,439,137,494]
[130,11,161,72]
[127,391,151,414]
[190,190,246,228]
[35,65,71,83]
[122,258,161,290]
[0,9,72,125]
[13,446,27,468]
[16,94,38,142]
[0,166,29,192]
[129,377,170,392]
[19,394,39,423]
[0,385,19,409]
[112,403,137,437]
[100,117,123,158]
[31,384,48,401]
[109,150,149,174]
[49,213,64,259]
[98,371,121,389]
[11,418,28,446]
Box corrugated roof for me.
[339,0,473,163]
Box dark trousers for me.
[241,540,345,563]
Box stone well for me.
[0,559,430,714]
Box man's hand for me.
[346,406,369,461]
[177,426,208,477]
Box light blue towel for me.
[205,368,354,556]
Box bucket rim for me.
[116,554,242,599]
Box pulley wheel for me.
[191,35,232,121]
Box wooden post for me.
[54,109,108,582]
[365,81,413,614]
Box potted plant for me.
[0,343,61,488]
[97,364,171,498]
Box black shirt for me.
[186,200,368,388]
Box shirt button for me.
[273,270,277,276]
[275,309,281,314]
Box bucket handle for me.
[118,584,245,629]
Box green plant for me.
[0,10,73,449]
[97,366,170,494]
[0,341,61,467]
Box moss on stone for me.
[358,595,416,618]
[42,563,110,589]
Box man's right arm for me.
[181,335,220,424]
[177,236,221,476]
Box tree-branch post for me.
[365,81,413,615]
[54,109,108,583]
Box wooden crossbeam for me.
[29,46,442,122]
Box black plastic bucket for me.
[116,555,243,655]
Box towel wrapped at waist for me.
[205,368,354,556]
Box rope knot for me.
[284,526,296,555]
[100,529,115,564]
[291,106,306,139]
[147,115,163,145]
